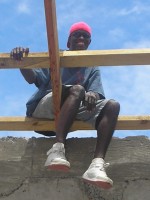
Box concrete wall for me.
[0,136,150,200]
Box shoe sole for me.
[82,178,112,189]
[47,164,70,172]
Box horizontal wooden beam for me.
[0,52,49,69]
[0,116,150,131]
[60,49,150,67]
[1,49,150,69]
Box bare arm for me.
[20,69,36,84]
[10,47,36,84]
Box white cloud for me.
[57,0,92,31]
[118,6,142,16]
[108,28,126,41]
[17,2,30,14]
[123,39,150,49]
[117,2,150,16]
[102,66,150,115]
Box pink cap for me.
[69,21,91,36]
[67,22,91,48]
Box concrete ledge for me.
[0,136,150,200]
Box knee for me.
[95,100,120,129]
[106,100,120,116]
[70,85,85,99]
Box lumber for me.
[44,0,61,127]
[60,49,150,67]
[1,49,150,69]
[0,116,150,131]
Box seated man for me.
[11,21,120,189]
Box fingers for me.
[10,47,23,61]
[83,92,97,112]
[10,47,29,61]
[86,99,96,111]
[87,95,97,104]
[24,48,29,56]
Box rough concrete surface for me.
[0,136,150,200]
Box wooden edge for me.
[0,116,150,131]
[60,49,150,67]
[44,0,61,126]
[1,49,150,69]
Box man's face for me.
[68,30,91,50]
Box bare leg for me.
[82,100,120,189]
[56,85,85,143]
[94,100,120,159]
[45,85,85,171]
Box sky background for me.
[0,0,150,138]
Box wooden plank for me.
[60,49,150,67]
[0,52,49,69]
[0,117,55,131]
[0,116,150,131]
[44,0,61,128]
[1,49,150,69]
[116,115,150,130]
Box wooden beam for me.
[116,115,150,130]
[0,52,49,69]
[1,49,150,69]
[60,49,150,67]
[44,0,61,127]
[0,116,150,131]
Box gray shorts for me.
[32,92,109,128]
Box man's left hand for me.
[83,91,99,112]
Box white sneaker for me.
[82,158,113,189]
[44,142,70,172]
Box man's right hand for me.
[10,47,29,61]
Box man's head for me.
[67,22,91,50]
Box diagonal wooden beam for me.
[1,49,150,69]
[44,0,61,129]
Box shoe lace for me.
[46,149,52,155]
[92,162,110,171]
[46,148,66,160]
[104,162,110,169]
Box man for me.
[11,22,120,189]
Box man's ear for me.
[67,37,70,48]
[88,38,91,45]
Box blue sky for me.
[0,0,150,138]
